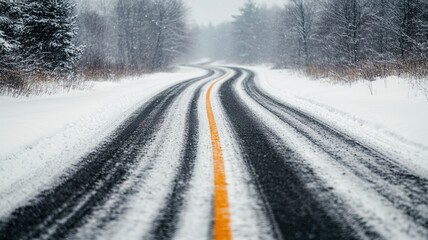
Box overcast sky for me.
[185,0,285,26]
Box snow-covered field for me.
[254,67,428,175]
[0,66,206,217]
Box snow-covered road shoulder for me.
[253,67,428,176]
[0,66,206,217]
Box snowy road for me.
[1,66,427,240]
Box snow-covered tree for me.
[275,0,316,67]
[232,0,265,64]
[0,0,22,74]
[21,0,82,73]
[116,0,187,72]
[392,0,428,60]
[77,10,109,75]
[269,0,428,78]
[316,0,377,66]
[149,0,188,71]
[0,0,25,90]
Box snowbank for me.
[0,67,205,217]
[254,67,428,176]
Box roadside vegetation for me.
[190,0,428,87]
[2,0,427,96]
[0,0,188,96]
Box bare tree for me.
[149,0,188,71]
[317,0,376,66]
[288,0,316,66]
[77,10,109,76]
[115,0,187,73]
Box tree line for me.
[277,0,428,80]
[0,0,188,92]
[190,0,428,80]
[78,0,188,76]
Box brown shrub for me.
[304,60,428,82]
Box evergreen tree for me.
[21,0,81,73]
[232,0,264,64]
[0,0,22,74]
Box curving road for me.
[0,66,427,240]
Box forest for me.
[192,0,428,80]
[0,0,188,94]
[1,0,428,94]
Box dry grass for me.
[79,66,153,81]
[303,60,428,99]
[0,71,89,97]
[0,65,155,97]
[304,60,428,82]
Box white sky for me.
[185,0,286,26]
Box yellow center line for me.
[206,71,233,240]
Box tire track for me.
[218,68,357,240]
[0,68,215,240]
[240,68,428,228]
[149,69,226,240]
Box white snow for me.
[1,64,427,238]
[174,73,217,240]
[252,67,428,176]
[234,70,428,240]
[85,82,198,240]
[212,70,276,240]
[0,66,206,218]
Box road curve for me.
[217,68,356,239]
[0,67,217,239]
[238,67,428,229]
[214,67,428,240]
[0,65,427,240]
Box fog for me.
[2,0,427,89]
[74,0,286,26]
[185,0,285,26]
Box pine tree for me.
[0,0,22,74]
[232,0,265,64]
[21,0,81,74]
